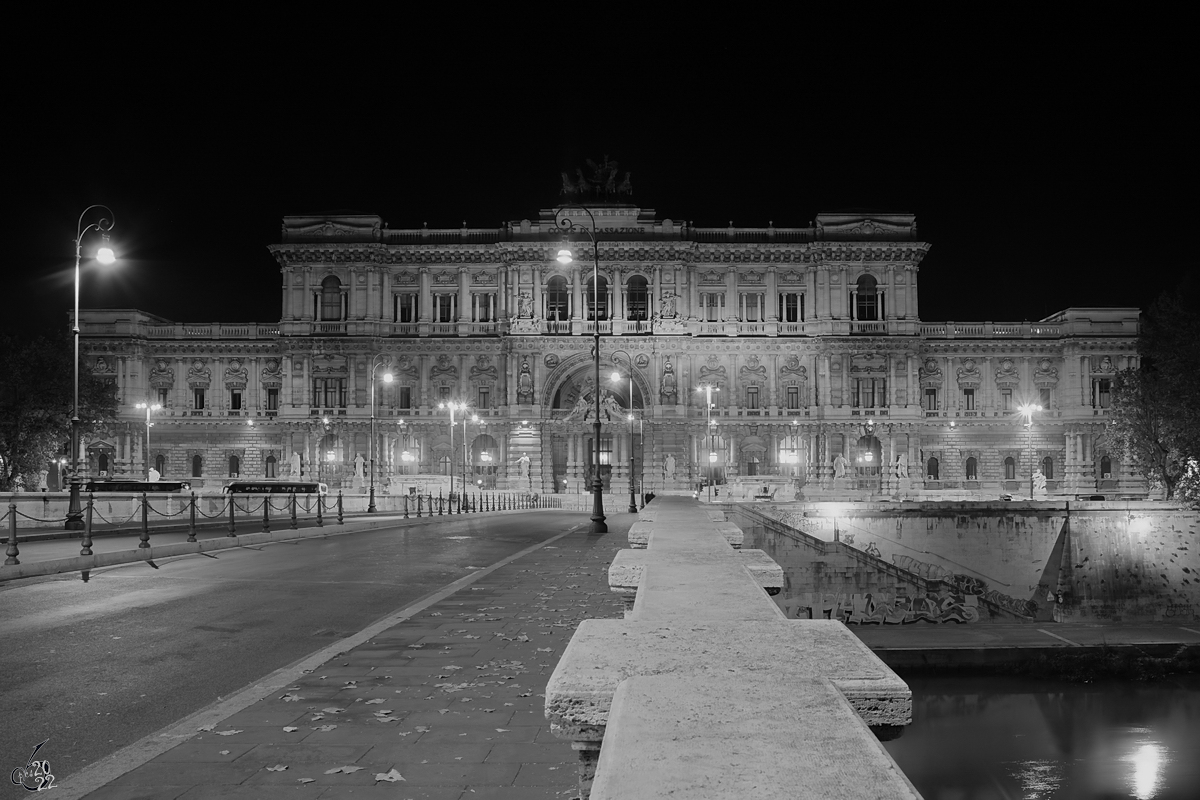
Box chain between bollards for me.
[139,493,151,549]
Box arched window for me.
[965,457,978,481]
[192,455,203,477]
[626,275,649,320]
[586,275,609,320]
[265,455,277,478]
[321,276,342,321]
[1100,455,1112,479]
[926,457,939,481]
[1041,456,1054,480]
[229,455,240,477]
[854,274,879,321]
[98,453,109,475]
[1004,457,1016,480]
[546,276,569,320]
[155,454,166,476]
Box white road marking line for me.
[1179,627,1200,637]
[1037,628,1081,646]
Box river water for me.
[883,674,1200,799]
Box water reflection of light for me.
[1125,741,1165,799]
[1010,759,1064,799]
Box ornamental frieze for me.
[223,359,249,389]
[955,358,982,389]
[1033,358,1060,386]
[918,357,943,388]
[739,355,767,386]
[994,358,1020,388]
[430,354,457,380]
[469,355,498,382]
[149,359,175,388]
[260,358,283,388]
[186,358,212,388]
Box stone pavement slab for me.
[68,517,629,800]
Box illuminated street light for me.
[555,205,607,533]
[368,355,394,512]
[696,384,720,503]
[67,206,117,530]
[1017,402,1043,500]
[610,350,637,513]
[134,402,162,481]
[439,400,469,510]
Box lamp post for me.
[696,384,720,503]
[1018,403,1042,500]
[439,400,468,506]
[134,402,162,480]
[610,350,637,513]
[556,205,607,533]
[66,206,116,529]
[368,356,394,513]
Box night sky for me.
[8,16,1189,337]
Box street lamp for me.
[610,350,637,513]
[1017,402,1042,500]
[134,402,162,481]
[368,356,394,512]
[439,400,468,508]
[696,384,720,503]
[66,206,116,530]
[556,205,607,533]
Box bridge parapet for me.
[546,496,919,799]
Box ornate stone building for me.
[75,204,1142,499]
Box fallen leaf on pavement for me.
[214,730,243,736]
[324,765,364,774]
[266,765,288,772]
[375,768,406,782]
[283,727,299,732]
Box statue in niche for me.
[895,453,909,479]
[658,291,678,319]
[833,454,848,479]
[565,387,594,422]
[517,358,534,404]
[664,454,676,478]
[1099,356,1114,373]
[354,453,366,480]
[517,291,534,319]
[661,357,678,404]
[516,454,530,478]
[1033,470,1047,493]
[601,391,624,421]
[289,451,301,477]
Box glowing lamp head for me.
[611,371,621,382]
[96,234,116,265]
[709,452,718,463]
[382,373,394,384]
[556,247,573,264]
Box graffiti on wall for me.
[784,590,980,624]
[889,554,1040,618]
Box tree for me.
[1108,279,1200,502]
[0,330,118,491]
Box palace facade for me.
[74,204,1142,500]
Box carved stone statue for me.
[833,454,848,479]
[601,391,624,421]
[658,291,677,319]
[148,467,161,482]
[516,454,530,478]
[290,451,301,478]
[660,357,678,404]
[664,454,676,478]
[517,358,534,404]
[354,453,366,480]
[517,291,534,319]
[895,453,909,479]
[1033,470,1047,493]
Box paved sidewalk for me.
[64,516,629,800]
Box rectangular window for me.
[313,378,348,408]
[702,293,722,322]
[439,385,450,402]
[398,386,411,409]
[395,294,417,323]
[924,388,938,411]
[963,388,975,411]
[597,435,612,466]
[746,386,759,410]
[1039,387,1051,408]
[194,388,205,410]
[230,390,242,410]
[781,293,800,322]
[157,387,169,406]
[1001,388,1012,411]
[266,387,279,411]
[786,386,800,409]
[436,294,454,323]
[1097,379,1111,409]
[478,387,490,409]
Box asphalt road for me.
[0,511,585,784]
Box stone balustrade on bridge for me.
[545,495,919,799]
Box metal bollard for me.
[82,494,96,554]
[262,497,271,532]
[228,496,237,537]
[438,491,444,516]
[316,495,324,527]
[403,494,409,519]
[5,503,18,565]
[187,492,197,543]
[290,494,298,529]
[337,492,344,524]
[139,493,151,549]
